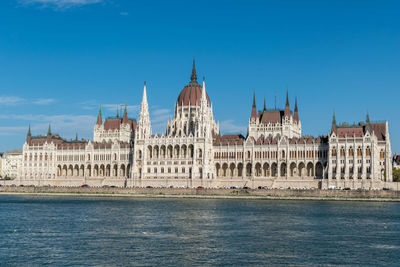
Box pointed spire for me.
[332,111,336,125]
[190,57,197,82]
[284,89,291,117]
[96,104,102,125]
[331,111,337,134]
[294,96,299,122]
[201,77,207,102]
[138,80,151,138]
[263,97,266,111]
[142,81,148,106]
[285,89,289,106]
[47,124,52,136]
[366,110,370,124]
[26,125,31,143]
[75,133,78,141]
[122,103,128,124]
[251,90,257,119]
[116,106,119,118]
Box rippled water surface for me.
[0,195,399,266]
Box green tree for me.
[393,168,400,182]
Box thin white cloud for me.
[0,96,58,106]
[102,104,140,114]
[32,98,55,105]
[220,120,246,135]
[152,108,170,117]
[120,11,128,16]
[79,101,140,114]
[0,96,25,106]
[0,126,28,136]
[150,108,172,135]
[0,114,96,139]
[18,0,103,9]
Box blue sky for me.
[0,0,399,153]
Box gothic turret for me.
[122,104,129,124]
[47,124,52,136]
[366,110,370,124]
[26,125,31,143]
[251,91,257,119]
[284,90,291,117]
[137,81,152,139]
[198,78,210,138]
[331,111,337,134]
[263,97,266,111]
[293,96,299,122]
[97,105,102,125]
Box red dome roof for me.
[177,81,210,107]
[176,59,210,107]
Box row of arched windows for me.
[331,146,372,157]
[215,162,324,178]
[214,149,327,160]
[138,145,199,160]
[24,153,53,161]
[57,164,130,178]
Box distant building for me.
[17,60,394,189]
[0,152,3,177]
[1,149,22,179]
[393,155,400,169]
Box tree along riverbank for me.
[0,186,399,201]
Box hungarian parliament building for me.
[18,61,393,189]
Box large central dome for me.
[177,60,210,107]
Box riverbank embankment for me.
[1,186,400,201]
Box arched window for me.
[357,147,362,157]
[340,147,345,157]
[366,147,371,157]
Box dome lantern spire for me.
[190,57,197,82]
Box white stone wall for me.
[94,123,132,143]
[13,78,394,190]
[327,125,392,183]
[1,151,22,179]
[248,113,301,140]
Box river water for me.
[0,195,399,266]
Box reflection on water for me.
[0,196,399,266]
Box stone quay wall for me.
[1,186,400,201]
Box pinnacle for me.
[190,57,197,82]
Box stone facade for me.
[17,60,394,189]
[1,149,22,179]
